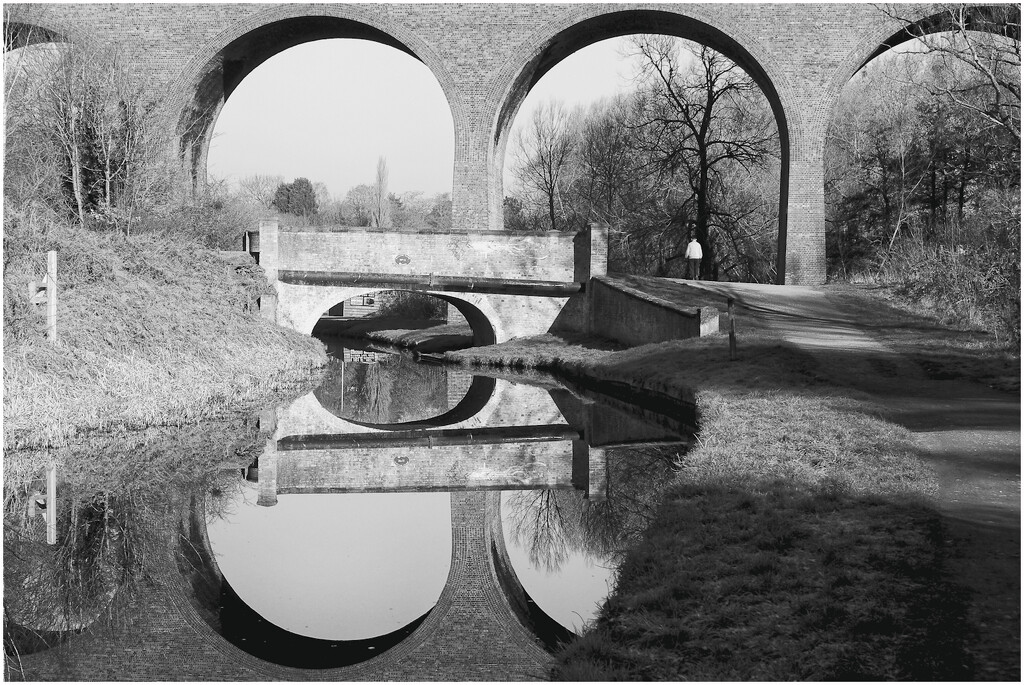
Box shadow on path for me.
[622,275,1021,680]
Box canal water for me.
[4,339,694,679]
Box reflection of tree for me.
[3,489,149,639]
[4,418,268,661]
[360,363,393,422]
[504,446,680,573]
[316,353,449,424]
[586,447,681,566]
[505,489,584,573]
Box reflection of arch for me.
[170,5,457,190]
[171,491,549,678]
[177,492,454,671]
[485,492,574,651]
[216,580,430,669]
[491,8,792,281]
[321,374,497,431]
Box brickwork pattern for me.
[3,2,972,286]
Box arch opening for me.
[180,15,453,199]
[495,10,789,284]
[858,5,1021,72]
[3,21,66,51]
[825,4,1020,320]
[311,289,496,349]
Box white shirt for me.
[684,240,703,259]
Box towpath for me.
[611,274,1020,679]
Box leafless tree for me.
[370,156,392,228]
[883,3,1020,143]
[628,36,778,279]
[237,174,284,209]
[6,35,172,235]
[513,100,580,231]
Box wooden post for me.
[45,250,57,342]
[728,297,737,361]
[45,465,57,545]
[28,250,58,342]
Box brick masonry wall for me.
[3,3,966,286]
[589,276,720,345]
[277,227,578,281]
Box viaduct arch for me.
[4,3,1018,284]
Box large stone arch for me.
[487,6,796,283]
[166,3,459,193]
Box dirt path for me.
[622,276,1020,679]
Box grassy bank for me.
[448,325,970,679]
[3,220,327,450]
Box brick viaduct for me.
[5,3,1014,286]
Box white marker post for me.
[45,466,57,545]
[45,250,57,342]
[28,250,57,342]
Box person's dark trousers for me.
[687,258,701,280]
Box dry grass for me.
[3,223,326,450]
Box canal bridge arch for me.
[4,3,1019,286]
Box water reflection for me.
[4,342,693,679]
[4,482,143,655]
[206,485,451,642]
[501,488,616,634]
[315,339,469,425]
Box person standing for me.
[684,238,703,280]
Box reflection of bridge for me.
[250,375,690,506]
[13,374,692,681]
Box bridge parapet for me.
[257,220,596,281]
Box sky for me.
[207,37,640,200]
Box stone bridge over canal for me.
[6,3,1017,286]
[251,220,607,344]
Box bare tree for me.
[370,156,391,228]
[513,100,579,231]
[883,4,1020,143]
[628,36,778,279]
[237,174,284,209]
[7,36,171,234]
